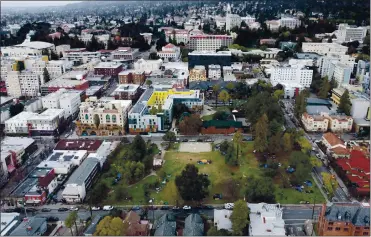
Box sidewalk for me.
[311,172,330,203]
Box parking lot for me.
[179,142,212,153]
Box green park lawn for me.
[99,141,325,206]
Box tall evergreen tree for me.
[337,89,352,115]
[318,77,330,98]
[294,90,307,118]
[43,67,51,83]
[254,114,268,152]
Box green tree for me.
[163,131,176,143]
[294,90,308,118]
[145,80,152,86]
[321,172,338,198]
[269,119,282,136]
[318,77,331,99]
[212,84,221,107]
[297,136,312,154]
[273,90,284,101]
[329,77,338,90]
[268,132,282,153]
[218,90,230,105]
[283,133,292,152]
[207,227,231,236]
[175,164,210,201]
[43,67,51,83]
[226,82,235,91]
[50,50,59,60]
[245,176,275,203]
[16,61,25,71]
[93,114,100,128]
[178,114,202,135]
[310,156,322,167]
[233,131,243,163]
[149,106,158,115]
[65,212,75,236]
[9,103,24,117]
[337,89,352,115]
[230,200,250,236]
[94,216,126,236]
[115,186,128,201]
[254,114,268,152]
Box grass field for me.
[101,141,325,205]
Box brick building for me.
[94,62,123,76]
[201,120,243,135]
[317,202,370,236]
[118,70,146,85]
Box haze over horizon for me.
[1,1,81,8]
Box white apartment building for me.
[335,24,368,43]
[42,88,81,118]
[302,112,353,132]
[189,35,233,51]
[140,33,153,44]
[223,66,236,81]
[318,54,355,78]
[270,65,313,87]
[5,71,41,97]
[301,43,348,56]
[226,13,241,31]
[281,83,305,99]
[56,44,71,57]
[242,16,256,24]
[1,41,55,57]
[134,58,163,74]
[111,47,139,61]
[65,51,101,65]
[163,29,190,44]
[157,43,180,62]
[76,97,132,136]
[279,17,301,29]
[208,64,221,80]
[327,62,352,87]
[265,20,281,32]
[78,33,110,48]
[215,16,226,30]
[32,60,73,82]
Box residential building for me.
[157,43,180,62]
[317,202,370,236]
[38,150,88,174]
[208,64,221,80]
[62,157,100,203]
[1,41,55,57]
[302,43,348,56]
[75,97,132,136]
[223,66,236,81]
[189,66,207,82]
[0,212,20,236]
[128,88,203,133]
[302,113,330,132]
[189,35,233,51]
[40,71,89,96]
[162,28,190,44]
[123,211,150,236]
[322,132,346,152]
[335,24,368,43]
[5,71,41,97]
[111,47,139,61]
[84,215,103,236]
[351,98,370,121]
[9,217,47,236]
[302,112,353,132]
[226,14,241,31]
[188,51,232,69]
[65,51,101,66]
[79,33,110,48]
[270,65,313,87]
[214,209,232,231]
[279,17,301,29]
[260,39,277,46]
[140,33,153,44]
[154,214,176,236]
[356,60,370,81]
[265,20,280,32]
[61,23,76,33]
[32,60,73,82]
[119,70,146,85]
[327,114,353,133]
[336,150,370,197]
[86,141,119,167]
[55,44,71,57]
[183,214,204,236]
[4,109,64,136]
[281,83,305,99]
[42,89,81,118]
[134,59,163,74]
[113,84,142,100]
[23,97,43,113]
[318,54,355,78]
[332,63,352,87]
[94,62,123,76]
[248,203,286,236]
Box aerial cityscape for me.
[0,0,370,236]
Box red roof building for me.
[54,139,103,152]
[336,150,370,197]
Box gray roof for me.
[324,203,370,226]
[84,215,103,236]
[10,217,46,236]
[306,98,332,106]
[306,105,331,115]
[66,158,99,185]
[130,88,153,114]
[154,214,176,236]
[11,177,38,197]
[183,214,204,236]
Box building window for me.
[327,227,333,231]
[363,232,369,236]
[335,227,341,231]
[328,222,334,225]
[112,115,116,123]
[356,227,361,230]
[106,114,110,122]
[85,114,89,120]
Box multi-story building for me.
[65,51,101,66]
[94,62,123,76]
[335,24,368,43]
[163,28,190,44]
[5,71,41,97]
[111,47,139,61]
[208,64,221,80]
[78,33,110,48]
[140,33,153,44]
[42,88,82,118]
[32,60,73,81]
[356,60,370,80]
[279,17,301,29]
[222,66,236,81]
[270,65,313,87]
[189,35,233,51]
[157,43,180,62]
[248,203,286,236]
[37,150,88,174]
[1,41,55,57]
[119,70,146,85]
[188,51,232,69]
[226,13,241,31]
[302,113,330,132]
[113,84,142,100]
[281,83,305,99]
[302,43,348,56]
[189,66,207,82]
[302,112,353,132]
[75,97,132,136]
[128,88,204,134]
[317,202,370,236]
[62,157,100,203]
[332,63,352,86]
[265,20,281,32]
[318,54,355,78]
[134,58,163,74]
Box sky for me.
[1,1,80,8]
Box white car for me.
[224,203,234,210]
[183,205,191,210]
[70,206,79,211]
[103,205,114,211]
[92,206,101,211]
[316,154,321,159]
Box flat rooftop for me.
[114,84,140,92]
[11,177,38,197]
[189,51,232,56]
[55,139,103,151]
[94,62,122,69]
[29,167,53,178]
[65,157,99,185]
[1,136,35,152]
